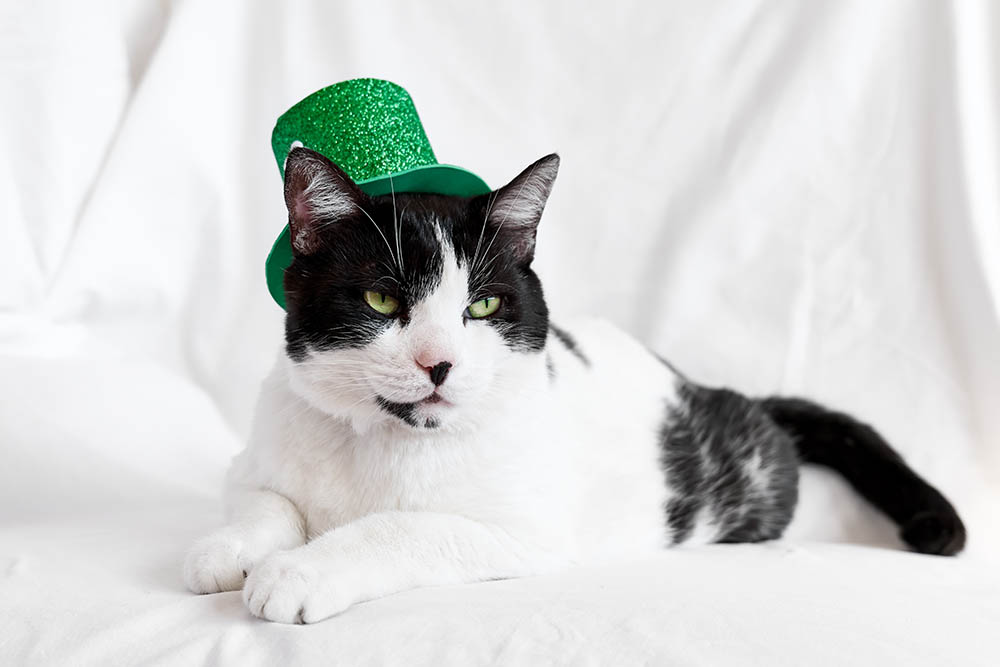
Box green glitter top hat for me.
[265,78,491,309]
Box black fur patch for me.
[375,396,418,427]
[283,192,446,360]
[443,193,549,352]
[659,382,967,556]
[760,396,966,556]
[549,324,590,366]
[283,189,550,358]
[659,382,799,545]
[281,150,557,361]
[653,353,687,380]
[374,397,442,430]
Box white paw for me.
[243,550,352,624]
[183,530,260,594]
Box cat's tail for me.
[759,396,966,556]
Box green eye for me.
[467,296,501,319]
[364,290,400,315]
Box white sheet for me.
[2,0,999,664]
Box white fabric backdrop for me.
[2,1,999,664]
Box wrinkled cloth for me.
[1,0,998,664]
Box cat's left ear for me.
[485,153,560,263]
[283,147,369,255]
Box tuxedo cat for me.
[184,148,965,624]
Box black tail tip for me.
[900,510,967,556]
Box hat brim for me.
[266,163,491,309]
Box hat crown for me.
[271,78,438,182]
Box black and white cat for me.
[184,148,966,624]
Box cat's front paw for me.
[183,530,259,594]
[243,550,353,624]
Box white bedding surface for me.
[4,507,999,666]
[3,0,1000,664]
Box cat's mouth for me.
[375,391,453,429]
[419,392,450,406]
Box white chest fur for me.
[229,319,679,564]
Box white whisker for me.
[357,203,399,271]
[390,174,405,277]
[477,162,538,276]
[470,191,498,274]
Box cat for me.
[183,147,966,624]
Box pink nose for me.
[415,348,448,370]
[415,349,453,387]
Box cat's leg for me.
[243,511,561,624]
[184,488,306,594]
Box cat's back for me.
[545,316,679,406]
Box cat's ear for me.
[486,153,560,262]
[283,147,368,255]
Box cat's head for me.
[280,147,559,433]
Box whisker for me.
[389,174,405,276]
[477,162,538,276]
[397,202,411,281]
[356,203,399,271]
[474,281,514,295]
[470,191,498,275]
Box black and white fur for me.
[184,148,966,624]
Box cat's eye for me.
[364,290,400,316]
[467,296,501,319]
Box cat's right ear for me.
[283,147,367,255]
